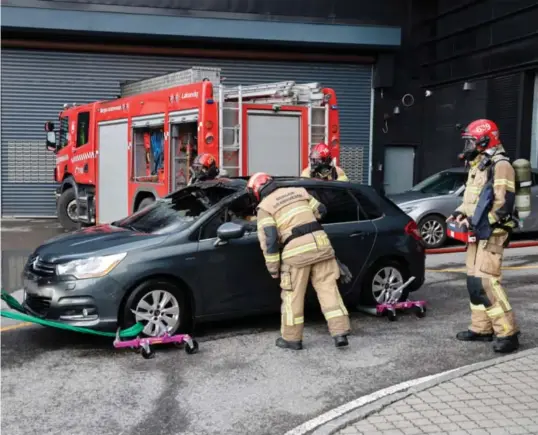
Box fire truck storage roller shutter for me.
[1,49,372,217]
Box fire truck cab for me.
[44,66,341,231]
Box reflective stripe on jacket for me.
[300,166,349,182]
[256,187,333,275]
[455,146,516,235]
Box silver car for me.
[389,167,538,249]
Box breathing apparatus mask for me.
[459,137,480,163]
[310,156,333,179]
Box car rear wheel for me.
[418,215,447,249]
[121,280,188,337]
[360,259,409,306]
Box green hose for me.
[1,289,144,338]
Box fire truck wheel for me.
[137,196,155,211]
[57,188,79,231]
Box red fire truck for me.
[44,66,341,230]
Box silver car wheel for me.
[420,219,444,246]
[372,267,404,304]
[67,199,78,222]
[132,290,180,336]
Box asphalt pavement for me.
[1,220,538,435]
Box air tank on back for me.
[512,159,532,223]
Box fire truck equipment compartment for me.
[247,113,301,176]
[170,121,198,191]
[98,121,129,224]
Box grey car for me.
[22,177,425,336]
[389,168,538,249]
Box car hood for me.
[34,224,167,263]
[389,191,446,205]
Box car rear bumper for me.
[22,272,122,331]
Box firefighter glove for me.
[337,259,353,284]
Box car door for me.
[195,199,279,317]
[306,186,377,298]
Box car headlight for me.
[56,252,127,279]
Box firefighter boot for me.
[492,333,520,354]
[333,334,349,348]
[276,337,303,350]
[456,330,494,342]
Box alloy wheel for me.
[372,267,404,304]
[420,219,444,247]
[132,290,181,336]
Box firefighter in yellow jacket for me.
[301,142,349,181]
[447,119,519,353]
[247,172,351,350]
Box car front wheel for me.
[121,280,188,337]
[360,260,409,306]
[418,215,447,249]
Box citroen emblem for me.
[33,256,39,268]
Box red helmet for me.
[247,172,273,202]
[460,119,501,161]
[192,153,218,180]
[310,142,333,177]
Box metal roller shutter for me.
[1,49,372,217]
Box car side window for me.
[307,188,359,224]
[351,191,383,220]
[199,194,257,240]
[200,209,227,240]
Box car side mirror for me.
[46,131,57,152]
[213,222,246,247]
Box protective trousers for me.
[465,233,518,337]
[279,258,351,341]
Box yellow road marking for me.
[427,265,538,273]
[0,322,33,332]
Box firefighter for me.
[301,142,349,181]
[188,153,221,185]
[446,119,520,353]
[247,172,352,350]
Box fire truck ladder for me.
[219,84,243,177]
[219,81,330,175]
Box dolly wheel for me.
[141,346,155,359]
[185,339,199,355]
[387,311,397,322]
[415,305,427,318]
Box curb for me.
[426,240,538,255]
[286,348,538,435]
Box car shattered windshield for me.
[112,185,238,234]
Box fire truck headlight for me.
[56,253,127,280]
[205,133,214,144]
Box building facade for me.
[2,0,537,216]
[375,0,538,194]
[1,0,403,217]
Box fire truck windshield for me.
[59,116,69,149]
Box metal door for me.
[384,146,415,195]
[97,121,129,224]
[247,112,301,176]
